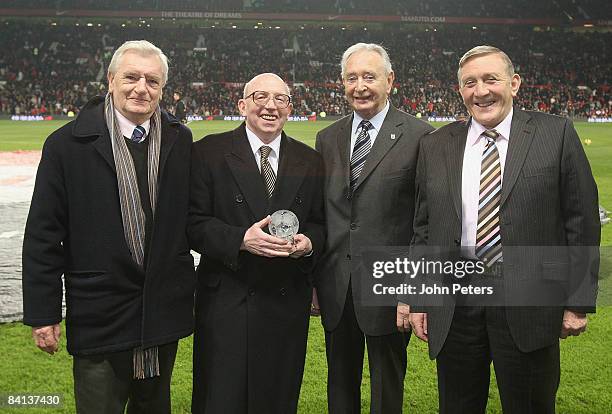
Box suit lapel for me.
[445,122,468,220]
[270,134,308,212]
[353,107,404,191]
[335,115,353,190]
[225,124,268,220]
[355,105,404,188]
[71,96,116,172]
[158,115,179,180]
[92,129,116,173]
[500,109,534,206]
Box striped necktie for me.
[350,120,373,192]
[260,145,276,198]
[130,125,146,143]
[475,129,503,266]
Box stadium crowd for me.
[0,21,610,119]
[3,0,610,20]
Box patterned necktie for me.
[260,146,276,198]
[350,120,373,192]
[130,125,146,143]
[475,129,503,266]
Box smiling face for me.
[107,50,164,125]
[238,73,292,144]
[458,53,521,129]
[342,49,394,120]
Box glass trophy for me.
[269,210,299,242]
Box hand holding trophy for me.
[269,210,312,258]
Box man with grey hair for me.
[23,40,195,413]
[405,45,599,413]
[188,73,325,413]
[315,43,434,413]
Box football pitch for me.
[2,118,611,243]
[0,119,611,413]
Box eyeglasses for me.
[245,91,292,108]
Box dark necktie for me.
[350,120,373,192]
[475,129,503,266]
[260,146,276,198]
[130,125,146,143]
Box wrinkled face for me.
[238,74,292,144]
[107,50,164,125]
[343,50,394,120]
[459,53,521,129]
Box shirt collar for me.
[114,109,151,140]
[352,101,390,134]
[245,125,282,159]
[468,107,513,147]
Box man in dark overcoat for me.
[173,91,186,123]
[189,73,325,413]
[22,40,195,413]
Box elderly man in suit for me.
[188,73,325,413]
[22,40,196,413]
[402,45,600,413]
[315,43,434,413]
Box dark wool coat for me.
[188,124,325,413]
[22,96,196,356]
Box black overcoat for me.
[188,123,325,413]
[22,96,196,356]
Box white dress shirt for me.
[115,109,150,142]
[246,125,281,175]
[349,101,390,159]
[461,108,513,258]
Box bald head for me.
[238,72,293,144]
[243,73,290,98]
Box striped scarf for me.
[104,93,160,268]
[104,93,161,379]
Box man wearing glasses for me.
[188,73,325,413]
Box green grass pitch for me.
[0,119,611,413]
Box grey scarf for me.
[104,93,161,379]
[104,93,160,267]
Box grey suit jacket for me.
[315,105,434,336]
[409,108,600,358]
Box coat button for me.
[280,287,287,296]
[350,223,357,230]
[248,289,255,296]
[346,254,351,260]
[295,196,302,204]
[235,194,244,203]
[454,239,460,246]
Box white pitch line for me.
[0,231,22,239]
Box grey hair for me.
[108,40,169,85]
[457,45,515,86]
[340,43,393,78]
[242,73,291,98]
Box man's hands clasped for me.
[241,216,312,259]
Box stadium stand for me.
[3,0,611,19]
[0,19,609,118]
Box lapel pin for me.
[390,134,396,140]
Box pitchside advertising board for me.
[10,115,612,123]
